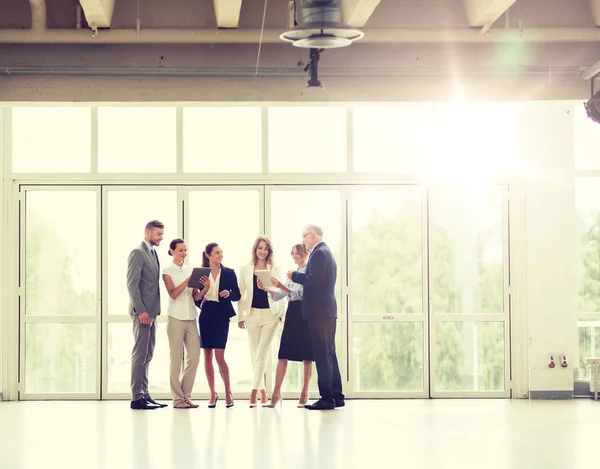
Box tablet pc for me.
[188,267,211,288]
[255,270,277,289]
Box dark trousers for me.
[308,317,345,405]
[131,315,156,401]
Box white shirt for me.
[204,269,222,302]
[162,263,198,320]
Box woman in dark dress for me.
[196,242,241,408]
[261,243,314,408]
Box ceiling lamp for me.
[585,75,600,124]
[280,0,364,49]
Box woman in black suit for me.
[196,242,241,408]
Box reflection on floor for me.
[0,399,599,469]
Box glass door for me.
[347,186,428,397]
[266,187,345,397]
[185,186,264,397]
[428,185,510,397]
[102,186,182,399]
[20,186,101,399]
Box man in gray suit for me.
[127,220,166,410]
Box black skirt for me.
[199,301,231,350]
[278,300,314,362]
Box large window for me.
[183,107,262,173]
[349,187,426,394]
[186,188,262,394]
[576,178,600,379]
[12,107,91,173]
[22,188,99,397]
[9,104,520,400]
[429,186,508,394]
[103,188,180,397]
[268,106,347,173]
[98,107,177,173]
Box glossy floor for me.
[0,399,598,469]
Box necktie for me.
[151,249,159,268]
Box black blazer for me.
[196,265,241,319]
[291,242,337,320]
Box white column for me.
[518,101,577,398]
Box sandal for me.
[174,401,191,409]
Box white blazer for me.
[238,263,288,321]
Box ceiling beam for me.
[3,27,600,44]
[213,0,243,28]
[29,0,46,31]
[342,0,382,27]
[78,0,116,28]
[462,0,516,27]
[591,0,600,26]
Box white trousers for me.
[246,307,281,390]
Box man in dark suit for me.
[127,220,167,410]
[289,224,345,410]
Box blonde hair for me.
[251,235,274,267]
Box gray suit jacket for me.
[127,242,161,318]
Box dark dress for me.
[278,300,314,362]
[197,265,241,350]
[274,266,314,362]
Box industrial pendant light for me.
[280,0,364,49]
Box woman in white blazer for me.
[238,235,287,407]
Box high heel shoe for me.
[264,394,283,408]
[226,393,234,408]
[208,393,219,409]
[260,390,269,405]
[249,391,258,408]
[297,393,309,408]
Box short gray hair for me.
[304,224,323,237]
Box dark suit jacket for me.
[196,265,241,319]
[291,242,337,320]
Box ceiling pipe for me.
[0,64,584,78]
[28,0,47,32]
[1,27,600,44]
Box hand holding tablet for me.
[188,267,211,288]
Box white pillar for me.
[518,101,577,398]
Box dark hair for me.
[168,238,185,256]
[291,243,308,257]
[145,220,164,231]
[202,242,219,267]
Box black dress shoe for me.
[130,398,159,410]
[145,396,167,408]
[335,400,345,408]
[304,400,335,410]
